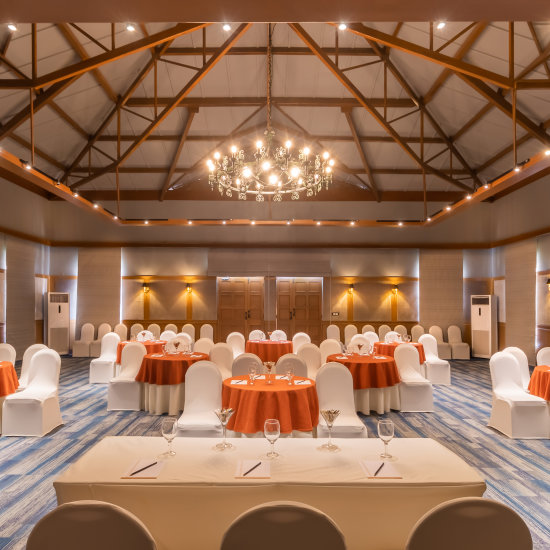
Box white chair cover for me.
[384,331,400,343]
[292,332,311,353]
[194,338,215,355]
[363,331,379,348]
[378,324,391,342]
[394,344,434,413]
[114,323,128,341]
[166,334,192,352]
[26,500,157,550]
[411,325,425,343]
[275,354,308,378]
[199,324,214,340]
[394,325,407,339]
[159,330,177,341]
[418,334,451,385]
[297,343,322,379]
[209,343,234,379]
[130,323,144,338]
[89,332,120,384]
[164,323,178,334]
[136,330,155,342]
[107,342,146,411]
[220,500,346,550]
[181,323,196,342]
[503,347,531,391]
[18,344,47,389]
[326,324,340,342]
[0,343,16,364]
[428,326,452,359]
[344,324,358,345]
[248,330,266,341]
[90,323,112,357]
[232,353,263,377]
[320,339,342,364]
[2,349,62,436]
[349,334,371,353]
[536,346,550,366]
[176,361,222,437]
[227,332,246,358]
[147,324,161,340]
[270,329,287,341]
[361,324,375,334]
[315,362,367,437]
[405,497,532,550]
[447,325,470,360]
[73,323,95,357]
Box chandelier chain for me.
[267,23,273,134]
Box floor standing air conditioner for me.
[45,292,70,354]
[470,295,498,358]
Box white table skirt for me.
[142,383,185,416]
[354,386,400,415]
[54,436,485,550]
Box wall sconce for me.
[142,282,150,294]
[348,284,354,294]
[391,285,399,295]
[186,283,192,294]
[547,278,550,291]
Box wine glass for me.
[214,408,234,450]
[264,418,280,458]
[248,365,257,385]
[405,335,411,343]
[161,417,177,456]
[264,361,275,385]
[378,419,394,459]
[319,409,340,451]
[285,366,294,385]
[173,340,180,353]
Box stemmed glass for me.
[285,366,294,386]
[319,409,340,451]
[214,408,234,450]
[173,340,180,353]
[161,417,177,456]
[378,419,395,459]
[405,335,411,343]
[264,361,275,384]
[248,365,257,385]
[264,418,280,458]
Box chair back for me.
[394,325,407,338]
[363,331,379,348]
[184,361,222,413]
[97,323,111,341]
[503,347,531,389]
[405,497,532,550]
[100,332,120,359]
[418,334,439,359]
[344,324,358,345]
[227,332,245,356]
[384,331,400,343]
[194,338,215,355]
[490,351,524,393]
[316,362,356,415]
[232,353,263,377]
[270,329,287,341]
[361,324,375,334]
[79,323,95,343]
[411,324,425,342]
[159,330,177,341]
[181,323,195,342]
[27,349,61,390]
[320,339,342,363]
[114,323,128,341]
[378,324,391,341]
[220,500,346,550]
[349,334,370,350]
[249,329,266,341]
[147,324,161,339]
[210,343,234,371]
[428,325,445,343]
[275,354,307,377]
[130,323,144,337]
[0,343,17,364]
[166,334,192,352]
[136,330,155,342]
[536,346,550,366]
[26,500,157,550]
[447,325,463,344]
[20,344,48,386]
[394,344,423,379]
[297,344,322,378]
[164,323,178,334]
[119,343,147,378]
[200,323,214,340]
[326,324,340,342]
[292,332,311,353]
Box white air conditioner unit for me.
[470,295,498,358]
[45,292,70,354]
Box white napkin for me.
[360,460,402,479]
[255,375,266,379]
[294,379,312,385]
[121,459,165,479]
[275,375,288,380]
[230,379,248,385]
[234,460,271,479]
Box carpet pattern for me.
[0,357,548,549]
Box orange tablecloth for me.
[528,365,550,400]
[116,340,166,364]
[222,375,319,434]
[374,342,426,364]
[245,340,293,362]
[0,361,18,397]
[327,353,401,389]
[135,352,209,385]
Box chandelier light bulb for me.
[545,149,550,156]
[230,145,237,154]
[290,166,300,178]
[325,167,332,173]
[298,177,303,185]
[285,140,292,148]
[262,160,271,171]
[323,151,330,159]
[338,23,347,31]
[214,151,221,160]
[328,159,335,166]
[256,140,263,149]
[303,147,310,156]
[256,182,261,189]
[113,215,118,220]
[268,174,278,184]
[188,220,193,225]
[277,181,282,187]
[243,167,252,178]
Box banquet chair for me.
[159,330,177,341]
[166,334,193,352]
[249,329,266,341]
[73,323,95,357]
[536,346,550,366]
[275,354,308,378]
[488,351,549,438]
[363,331,379,349]
[220,501,346,550]
[384,330,400,343]
[210,343,234,379]
[130,323,144,338]
[320,339,342,364]
[147,323,161,340]
[0,343,16,364]
[394,344,434,412]
[176,361,223,437]
[90,322,111,357]
[326,324,340,342]
[26,500,157,550]
[405,497,532,550]
[114,323,128,341]
[181,323,196,342]
[428,326,452,359]
[137,330,155,342]
[447,325,470,360]
[316,362,367,437]
[227,332,246,358]
[2,349,62,436]
[378,324,391,342]
[232,353,263,377]
[292,332,311,353]
[394,324,408,339]
[107,342,146,411]
[362,324,375,334]
[297,343,322,379]
[411,324,425,343]
[344,324,358,345]
[89,332,120,384]
[18,343,48,391]
[200,323,214,340]
[194,337,215,355]
[349,334,370,350]
[270,329,287,341]
[503,347,531,391]
[164,323,178,334]
[418,334,451,385]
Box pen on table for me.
[130,461,158,476]
[373,462,385,477]
[243,462,262,477]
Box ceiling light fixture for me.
[436,21,446,30]
[350,220,355,226]
[427,217,432,222]
[7,24,17,32]
[222,24,231,31]
[222,220,227,225]
[483,183,489,189]
[73,192,79,198]
[398,221,403,226]
[25,163,31,170]
[316,221,321,226]
[545,149,550,156]
[113,215,118,220]
[188,220,193,225]
[126,24,135,32]
[446,205,451,211]
[466,194,472,200]
[286,220,291,225]
[93,204,99,209]
[338,23,347,31]
[206,24,335,202]
[144,220,149,225]
[514,166,521,172]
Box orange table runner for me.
[327,353,401,389]
[222,375,319,434]
[528,365,550,401]
[245,340,293,362]
[373,342,426,364]
[116,340,166,364]
[135,352,209,385]
[0,361,18,397]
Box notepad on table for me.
[121,459,165,479]
[230,379,248,385]
[294,379,311,385]
[234,460,271,479]
[360,460,402,479]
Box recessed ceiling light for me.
[436,21,446,30]
[446,205,451,211]
[483,184,489,189]
[126,24,135,32]
[188,220,193,225]
[251,220,255,225]
[144,220,149,225]
[113,215,118,220]
[222,24,231,31]
[93,204,99,209]
[316,221,321,226]
[398,221,403,226]
[286,220,291,225]
[7,24,17,32]
[427,217,432,222]
[222,220,226,225]
[25,163,31,170]
[73,192,79,198]
[350,221,355,226]
[514,166,521,172]
[338,23,347,31]
[466,194,472,200]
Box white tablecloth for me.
[54,436,486,550]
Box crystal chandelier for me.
[206,25,335,202]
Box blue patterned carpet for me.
[0,357,549,549]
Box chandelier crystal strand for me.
[206,23,335,201]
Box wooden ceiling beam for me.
[164,46,377,56]
[527,22,550,79]
[8,133,66,171]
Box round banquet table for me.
[528,365,550,400]
[222,375,319,435]
[327,353,401,414]
[245,340,293,362]
[135,352,208,415]
[0,361,18,434]
[116,340,166,364]
[374,342,426,364]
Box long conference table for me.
[54,436,485,550]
